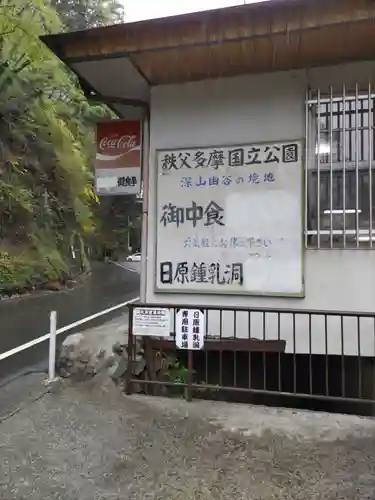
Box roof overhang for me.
[41,0,375,117]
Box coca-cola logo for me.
[99,135,137,151]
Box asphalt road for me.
[2,377,375,500]
[0,261,140,382]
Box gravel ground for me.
[1,374,375,499]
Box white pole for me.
[127,215,131,252]
[48,311,57,382]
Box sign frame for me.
[132,306,171,337]
[175,308,205,350]
[153,138,305,298]
[95,119,143,196]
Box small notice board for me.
[133,307,170,337]
[175,309,205,350]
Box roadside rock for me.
[55,312,174,393]
[108,356,128,380]
[112,341,125,356]
[56,313,129,381]
[109,340,146,381]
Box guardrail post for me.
[125,304,134,395]
[185,350,193,402]
[48,310,57,382]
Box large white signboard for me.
[156,140,304,296]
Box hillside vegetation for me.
[0,0,126,295]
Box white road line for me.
[0,296,140,362]
[111,260,140,273]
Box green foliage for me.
[0,0,104,294]
[166,355,189,384]
[0,250,68,293]
[94,197,130,253]
[0,252,35,293]
[50,0,124,31]
[0,0,138,295]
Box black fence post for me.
[125,304,134,396]
[185,350,193,402]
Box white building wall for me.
[145,62,375,356]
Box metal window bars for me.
[305,83,375,249]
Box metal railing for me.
[125,303,375,410]
[3,297,374,414]
[0,296,139,382]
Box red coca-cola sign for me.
[95,120,141,170]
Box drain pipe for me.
[140,113,150,303]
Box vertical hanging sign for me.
[175,309,205,350]
[95,120,142,196]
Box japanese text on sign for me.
[156,140,304,296]
[160,143,298,174]
[117,176,138,188]
[160,261,243,285]
[184,236,272,249]
[175,309,205,350]
[180,172,275,188]
[133,307,171,337]
[160,201,224,228]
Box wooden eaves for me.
[40,0,375,108]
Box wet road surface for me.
[0,261,139,381]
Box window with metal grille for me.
[305,85,375,248]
